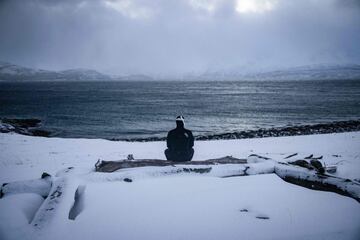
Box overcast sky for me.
[0,0,359,75]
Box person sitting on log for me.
[165,116,194,162]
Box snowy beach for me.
[1,132,359,240]
[2,0,360,239]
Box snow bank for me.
[0,132,360,240]
[1,176,52,198]
[43,175,360,240]
[1,131,359,182]
[0,193,43,240]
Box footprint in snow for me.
[239,208,249,213]
[255,214,270,220]
[239,208,270,220]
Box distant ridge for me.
[0,61,111,81]
[0,61,153,81]
[1,61,360,81]
[190,64,360,81]
[244,64,360,81]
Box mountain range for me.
[189,64,360,81]
[1,61,360,81]
[0,61,153,81]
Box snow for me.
[0,132,360,239]
[0,121,15,132]
[1,176,52,198]
[0,193,43,240]
[1,131,359,182]
[59,175,360,240]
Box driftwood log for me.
[1,155,358,237]
[94,156,360,203]
[95,156,247,172]
[1,155,358,227]
[274,163,360,203]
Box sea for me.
[0,80,359,140]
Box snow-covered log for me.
[275,163,360,202]
[0,173,52,198]
[31,177,80,230]
[94,156,360,203]
[95,156,247,172]
[1,154,358,236]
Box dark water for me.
[0,80,359,139]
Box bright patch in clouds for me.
[235,0,278,14]
[104,0,153,19]
[1,0,359,74]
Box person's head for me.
[176,115,185,128]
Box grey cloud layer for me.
[0,0,359,75]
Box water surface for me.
[0,80,359,139]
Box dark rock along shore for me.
[1,118,360,141]
[0,118,51,137]
[120,119,360,142]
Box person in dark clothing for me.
[165,116,194,162]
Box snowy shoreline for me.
[124,119,360,142]
[1,131,360,182]
[0,132,360,240]
[1,118,360,142]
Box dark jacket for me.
[167,127,194,152]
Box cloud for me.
[235,0,278,14]
[104,0,154,19]
[0,0,359,75]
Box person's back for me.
[165,116,194,162]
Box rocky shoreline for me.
[119,119,360,142]
[0,118,52,137]
[1,118,360,141]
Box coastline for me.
[1,118,360,142]
[1,130,359,182]
[124,119,360,142]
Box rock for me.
[30,129,51,137]
[123,178,133,182]
[117,119,360,142]
[2,118,41,128]
[0,118,52,137]
[41,172,51,179]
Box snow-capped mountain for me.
[0,61,56,80]
[116,74,153,81]
[0,61,155,81]
[1,61,360,81]
[189,64,360,81]
[246,64,360,81]
[59,69,111,81]
[0,61,111,81]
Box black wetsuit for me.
[165,123,194,162]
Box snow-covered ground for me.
[0,132,360,240]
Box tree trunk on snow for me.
[95,156,247,172]
[94,156,360,203]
